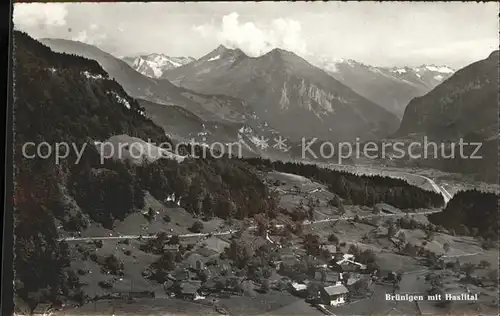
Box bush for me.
[163,214,171,222]
[98,281,112,289]
[103,255,124,275]
[94,240,103,248]
[328,233,339,244]
[481,239,494,250]
[478,260,491,269]
[189,221,204,233]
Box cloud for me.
[13,3,68,29]
[72,29,107,46]
[194,12,308,57]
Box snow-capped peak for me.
[391,68,407,74]
[208,55,221,62]
[124,53,196,78]
[413,65,455,74]
[424,65,454,74]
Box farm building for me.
[319,284,349,306]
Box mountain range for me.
[161,45,400,142]
[313,57,454,117]
[38,38,496,179]
[123,49,455,119]
[122,53,196,78]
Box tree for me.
[470,227,479,237]
[260,279,270,293]
[320,269,327,282]
[168,235,180,245]
[302,234,322,257]
[357,249,376,264]
[328,233,339,245]
[442,243,450,254]
[351,278,371,297]
[104,254,124,275]
[425,230,435,242]
[478,260,491,269]
[294,221,303,236]
[202,194,213,219]
[397,231,406,244]
[146,207,155,222]
[387,223,397,238]
[254,213,268,237]
[402,243,418,257]
[461,263,476,277]
[189,221,204,233]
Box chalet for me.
[314,270,341,285]
[334,254,367,273]
[290,281,307,294]
[276,254,300,272]
[319,284,349,306]
[177,281,203,300]
[196,246,218,257]
[170,268,191,281]
[32,303,53,315]
[183,253,205,271]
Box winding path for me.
[58,209,443,242]
[58,166,451,243]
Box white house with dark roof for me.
[319,284,349,306]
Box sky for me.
[13,2,499,69]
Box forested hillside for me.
[13,32,276,311]
[428,189,499,240]
[13,31,175,309]
[242,158,444,209]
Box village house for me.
[314,269,342,285]
[176,280,204,300]
[319,284,349,306]
[332,254,367,273]
[162,244,179,252]
[183,253,206,271]
[290,281,308,296]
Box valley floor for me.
[50,168,498,316]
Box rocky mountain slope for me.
[122,53,195,78]
[313,57,454,118]
[40,39,247,125]
[395,51,499,182]
[397,51,498,140]
[162,45,400,142]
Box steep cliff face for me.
[163,46,399,142]
[122,53,195,78]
